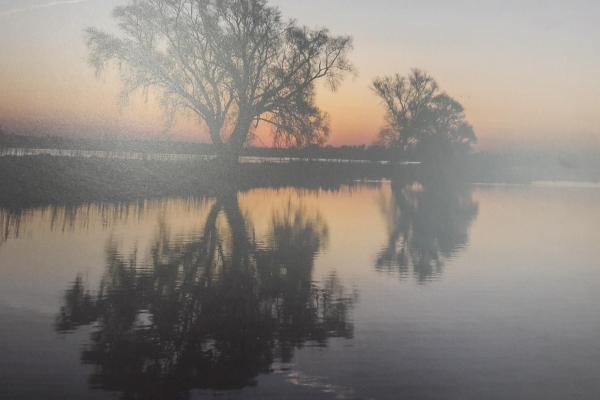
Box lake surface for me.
[1,182,599,399]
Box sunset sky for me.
[0,0,599,150]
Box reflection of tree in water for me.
[377,173,478,283]
[0,202,152,248]
[0,209,24,248]
[56,191,356,398]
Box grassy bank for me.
[3,153,596,210]
[0,155,394,209]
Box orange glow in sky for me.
[0,0,599,151]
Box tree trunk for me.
[216,144,242,168]
[217,118,251,168]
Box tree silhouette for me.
[0,209,25,249]
[56,191,355,398]
[376,173,478,283]
[372,69,476,165]
[86,0,353,163]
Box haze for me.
[0,0,599,151]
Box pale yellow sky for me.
[0,0,599,151]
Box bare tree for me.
[86,0,353,163]
[372,69,476,161]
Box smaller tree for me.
[372,69,476,163]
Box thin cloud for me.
[0,0,91,17]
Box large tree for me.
[87,0,353,162]
[372,69,476,163]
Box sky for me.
[0,0,599,151]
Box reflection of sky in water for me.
[1,184,600,399]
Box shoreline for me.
[0,155,394,209]
[1,154,597,210]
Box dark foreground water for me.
[1,182,599,400]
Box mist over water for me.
[1,1,599,398]
[1,183,599,399]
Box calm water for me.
[1,181,599,399]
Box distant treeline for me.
[0,132,395,161]
[1,132,598,183]
[470,150,600,183]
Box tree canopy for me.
[86,0,353,160]
[372,69,476,161]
